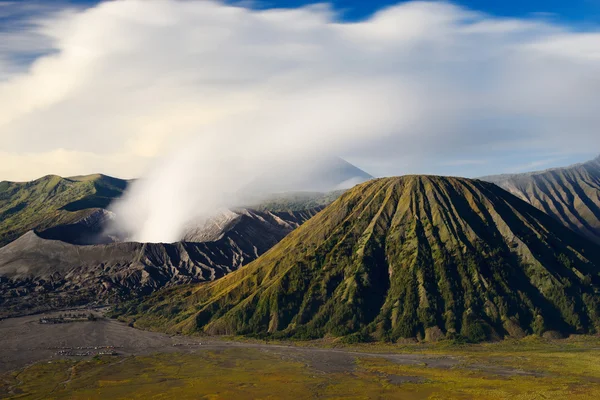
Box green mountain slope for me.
[482,155,600,244]
[0,174,128,247]
[122,176,600,342]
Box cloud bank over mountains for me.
[0,0,599,181]
[1,0,600,241]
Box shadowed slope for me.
[0,174,128,247]
[0,207,324,317]
[123,176,600,342]
[483,155,600,244]
[0,157,368,247]
[181,208,322,243]
[0,230,261,317]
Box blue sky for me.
[261,0,600,24]
[57,0,600,24]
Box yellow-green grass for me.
[2,337,600,399]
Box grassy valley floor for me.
[2,335,600,399]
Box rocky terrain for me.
[482,155,600,244]
[181,207,322,243]
[0,206,324,318]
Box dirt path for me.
[0,310,544,379]
[197,340,458,372]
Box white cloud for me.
[1,0,600,240]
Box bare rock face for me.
[0,231,226,317]
[0,207,324,318]
[181,208,319,244]
[482,155,600,244]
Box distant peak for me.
[67,173,109,182]
[37,174,62,181]
[371,174,471,185]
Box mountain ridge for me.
[0,174,128,247]
[0,206,324,317]
[0,157,371,248]
[121,175,600,342]
[480,154,600,180]
[482,155,600,244]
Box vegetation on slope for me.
[120,175,600,342]
[0,174,127,247]
[0,173,339,248]
[483,155,600,244]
